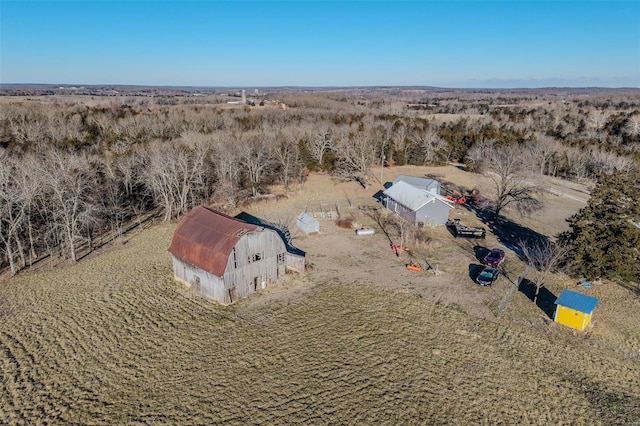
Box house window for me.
[277,253,285,264]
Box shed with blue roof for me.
[554,289,599,331]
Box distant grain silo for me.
[241,90,246,104]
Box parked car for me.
[476,266,500,286]
[483,248,505,267]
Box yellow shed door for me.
[555,305,587,331]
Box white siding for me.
[172,256,226,302]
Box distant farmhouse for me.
[169,206,305,304]
[383,176,453,226]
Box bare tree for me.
[563,146,591,180]
[526,134,562,176]
[142,135,212,221]
[625,114,640,137]
[13,155,43,265]
[239,132,273,197]
[483,144,544,216]
[333,129,377,182]
[589,149,636,175]
[0,157,24,274]
[207,132,243,208]
[270,130,302,190]
[307,128,334,169]
[41,150,98,262]
[412,128,446,165]
[519,238,568,303]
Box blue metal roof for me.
[554,289,599,313]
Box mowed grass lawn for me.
[1,224,639,425]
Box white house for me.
[383,180,454,226]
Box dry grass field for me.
[1,166,639,424]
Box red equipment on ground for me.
[445,191,466,205]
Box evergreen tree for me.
[559,170,640,283]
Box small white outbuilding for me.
[297,212,320,234]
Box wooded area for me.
[1,87,639,278]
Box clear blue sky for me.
[1,1,639,88]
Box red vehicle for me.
[483,248,505,268]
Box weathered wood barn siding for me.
[221,229,287,302]
[285,253,306,272]
[172,256,226,301]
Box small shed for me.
[297,212,320,234]
[554,289,599,331]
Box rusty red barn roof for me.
[168,206,259,276]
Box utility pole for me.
[380,140,387,183]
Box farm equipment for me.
[446,218,486,239]
[406,262,422,272]
[445,191,466,205]
[391,243,407,256]
[465,188,490,206]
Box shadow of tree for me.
[462,203,549,261]
[615,281,640,298]
[518,278,557,318]
[360,206,394,245]
[372,189,385,204]
[473,245,490,263]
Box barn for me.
[553,289,599,331]
[383,180,454,226]
[168,206,305,304]
[296,212,320,234]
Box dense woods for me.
[1,87,639,280]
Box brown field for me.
[1,166,639,424]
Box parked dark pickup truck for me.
[446,218,486,239]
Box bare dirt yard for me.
[1,166,639,424]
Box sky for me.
[1,1,639,88]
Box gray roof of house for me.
[383,181,453,212]
[392,175,440,192]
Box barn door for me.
[228,287,237,303]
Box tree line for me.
[1,90,639,278]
